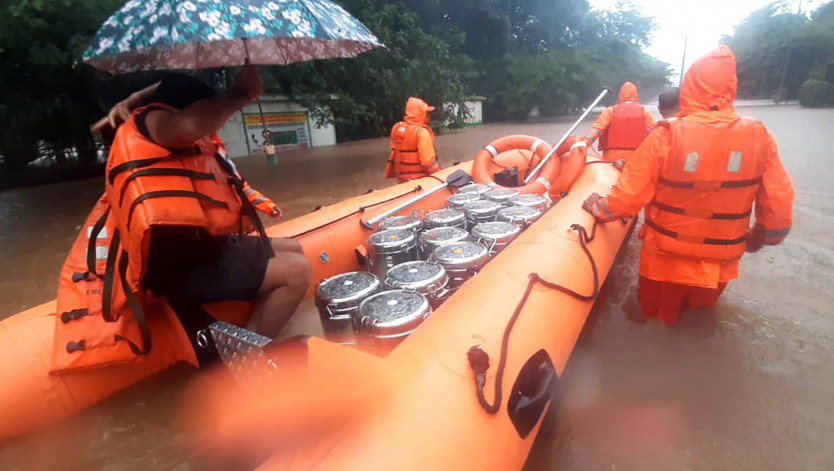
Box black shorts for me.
[144,228,271,303]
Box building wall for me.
[444,98,485,126]
[217,96,337,158]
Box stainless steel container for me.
[508,193,550,212]
[315,271,381,344]
[462,199,502,227]
[471,221,521,257]
[418,226,470,258]
[445,192,480,210]
[384,260,451,308]
[355,290,432,352]
[378,215,423,235]
[367,229,418,281]
[423,208,466,230]
[458,183,491,196]
[496,205,542,228]
[483,188,520,206]
[431,241,489,290]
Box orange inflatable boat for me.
[0,138,629,471]
[183,154,631,469]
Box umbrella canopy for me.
[81,0,383,74]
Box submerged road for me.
[1,104,832,470]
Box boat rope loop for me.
[467,221,601,414]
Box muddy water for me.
[2,106,833,469]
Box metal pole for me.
[362,183,450,229]
[678,24,689,88]
[523,88,610,184]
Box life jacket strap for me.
[213,152,274,257]
[644,217,748,246]
[101,229,122,322]
[649,201,752,220]
[657,176,762,189]
[126,190,230,231]
[118,168,216,206]
[113,249,151,355]
[85,206,111,278]
[108,157,166,184]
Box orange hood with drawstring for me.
[403,97,434,125]
[679,45,737,118]
[618,82,638,103]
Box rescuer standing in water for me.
[583,46,795,324]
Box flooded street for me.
[2,105,833,470]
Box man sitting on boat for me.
[386,97,441,183]
[55,65,311,373]
[582,81,655,163]
[582,46,794,324]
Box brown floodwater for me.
[1,105,833,470]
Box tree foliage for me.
[722,0,834,100]
[0,0,671,175]
[0,0,123,171]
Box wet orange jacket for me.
[586,82,655,162]
[587,46,794,288]
[386,97,440,183]
[52,105,274,371]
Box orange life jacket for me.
[386,121,438,181]
[645,117,769,262]
[52,104,268,372]
[599,102,646,151]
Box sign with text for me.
[243,112,310,154]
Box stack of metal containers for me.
[315,183,552,353]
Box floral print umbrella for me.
[82,0,384,74]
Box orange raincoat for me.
[585,82,655,162]
[585,46,794,321]
[385,97,440,182]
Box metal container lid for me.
[463,199,502,217]
[423,208,466,228]
[433,241,489,267]
[484,188,520,204]
[497,206,542,226]
[458,183,491,196]
[368,229,416,252]
[471,221,521,240]
[385,261,446,290]
[446,192,480,209]
[419,226,470,247]
[509,194,549,209]
[379,215,423,232]
[315,271,381,306]
[357,290,431,337]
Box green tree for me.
[263,0,470,141]
[0,0,121,172]
[723,1,834,99]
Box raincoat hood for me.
[619,82,638,103]
[680,45,737,117]
[404,97,434,125]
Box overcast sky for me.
[587,0,819,83]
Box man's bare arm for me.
[146,65,262,149]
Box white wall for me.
[218,95,336,158]
[444,98,485,126]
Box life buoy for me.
[548,136,587,199]
[472,135,566,195]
